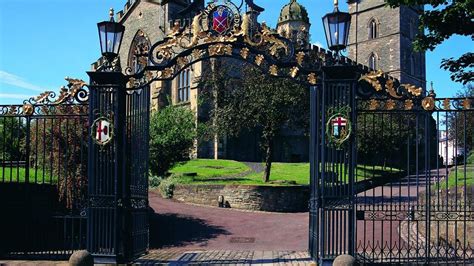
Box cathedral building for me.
[347,0,426,89]
[93,0,425,161]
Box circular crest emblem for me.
[91,117,114,146]
[202,1,241,36]
[326,106,352,149]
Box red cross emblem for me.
[93,118,112,145]
[331,116,347,138]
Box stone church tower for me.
[347,0,426,89]
[277,0,311,47]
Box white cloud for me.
[0,93,33,99]
[0,70,48,92]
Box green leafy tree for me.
[447,84,474,153]
[385,0,474,84]
[0,116,26,162]
[199,61,309,182]
[149,104,197,177]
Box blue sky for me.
[0,0,472,104]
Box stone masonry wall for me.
[173,184,310,212]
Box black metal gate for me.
[0,80,89,259]
[310,69,474,264]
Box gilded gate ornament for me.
[269,65,278,76]
[422,97,435,111]
[290,66,299,78]
[307,73,317,85]
[255,54,264,66]
[369,99,379,110]
[404,99,414,110]
[463,98,471,110]
[442,98,451,110]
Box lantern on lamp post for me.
[97,8,125,65]
[322,0,351,55]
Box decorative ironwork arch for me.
[124,0,352,89]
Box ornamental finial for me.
[334,0,339,10]
[109,8,115,22]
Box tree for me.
[385,0,474,84]
[0,116,26,162]
[447,84,474,153]
[149,104,197,177]
[199,61,309,182]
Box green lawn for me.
[169,159,250,178]
[170,159,401,186]
[436,165,474,189]
[0,167,57,184]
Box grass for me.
[434,151,473,189]
[0,167,57,184]
[169,159,250,178]
[170,159,402,186]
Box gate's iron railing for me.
[0,79,89,259]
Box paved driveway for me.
[148,192,309,251]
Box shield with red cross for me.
[92,118,113,145]
[212,6,231,34]
[331,116,347,138]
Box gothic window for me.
[369,53,377,70]
[128,30,150,74]
[368,19,378,39]
[177,69,191,102]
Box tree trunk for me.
[262,138,273,183]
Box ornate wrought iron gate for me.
[310,70,473,264]
[0,80,89,259]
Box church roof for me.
[278,0,310,25]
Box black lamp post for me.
[322,0,351,54]
[97,8,125,63]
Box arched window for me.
[177,69,191,102]
[368,19,378,39]
[368,53,377,70]
[128,30,150,73]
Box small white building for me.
[438,130,464,166]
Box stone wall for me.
[173,184,310,212]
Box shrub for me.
[149,175,162,188]
[149,105,197,176]
[158,176,177,198]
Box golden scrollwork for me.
[359,70,383,92]
[385,79,402,99]
[296,52,305,65]
[290,66,299,78]
[404,99,414,110]
[422,97,435,111]
[307,73,317,85]
[261,23,288,56]
[269,65,278,76]
[442,98,451,110]
[402,84,423,97]
[385,99,396,110]
[208,44,233,56]
[240,48,250,59]
[255,54,265,66]
[369,99,379,110]
[22,104,34,116]
[463,98,472,110]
